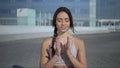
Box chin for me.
[61,31,66,33]
[60,29,68,33]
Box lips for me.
[61,26,66,30]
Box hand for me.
[65,36,71,55]
[54,37,61,57]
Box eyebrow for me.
[65,18,69,19]
[57,18,69,19]
[57,17,63,19]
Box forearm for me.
[41,55,59,68]
[67,52,87,68]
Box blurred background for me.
[0,0,120,41]
[0,0,120,68]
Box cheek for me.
[56,23,61,29]
[66,22,70,27]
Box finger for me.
[56,37,59,43]
[54,42,56,49]
[54,42,60,50]
[60,43,63,48]
[56,37,60,46]
[66,36,70,47]
[56,42,61,50]
[60,43,62,50]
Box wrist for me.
[54,54,60,59]
[66,50,72,56]
[55,51,61,57]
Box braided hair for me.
[51,26,57,56]
[51,7,74,57]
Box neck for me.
[57,31,70,38]
[57,31,70,45]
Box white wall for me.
[0,26,53,35]
[0,25,110,42]
[0,25,110,35]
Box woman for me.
[40,7,87,68]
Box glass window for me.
[64,0,74,2]
[0,9,16,15]
[32,0,44,2]
[0,0,10,3]
[80,0,89,2]
[0,9,10,14]
[11,9,16,14]
[80,8,89,14]
[16,0,27,2]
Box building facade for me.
[0,0,120,27]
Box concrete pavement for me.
[0,32,120,68]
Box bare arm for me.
[40,37,61,68]
[66,38,87,68]
[40,39,59,68]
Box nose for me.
[61,20,66,25]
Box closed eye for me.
[65,18,70,22]
[56,18,62,22]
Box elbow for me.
[40,65,47,68]
[40,64,53,68]
[77,63,87,68]
[40,64,47,68]
[83,64,88,68]
[81,63,88,68]
[40,64,48,68]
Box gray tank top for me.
[49,42,77,66]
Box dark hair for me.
[51,7,74,57]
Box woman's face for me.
[56,11,70,33]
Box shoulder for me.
[73,35,84,44]
[41,37,53,49]
[72,35,85,51]
[43,37,52,44]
